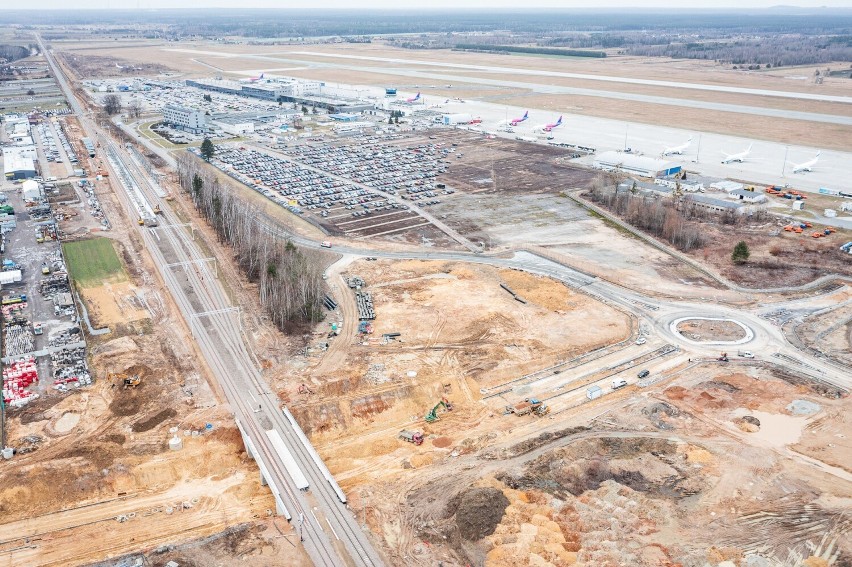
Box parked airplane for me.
[721,144,753,164]
[662,136,692,156]
[406,92,421,103]
[241,73,265,83]
[539,116,563,132]
[500,111,530,126]
[791,151,821,173]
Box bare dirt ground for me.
[56,51,174,79]
[795,293,852,367]
[0,142,308,566]
[676,318,748,342]
[323,362,851,566]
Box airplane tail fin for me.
[556,116,562,124]
[523,111,528,118]
[260,73,264,79]
[816,151,821,158]
[747,143,753,151]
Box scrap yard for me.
[0,14,851,567]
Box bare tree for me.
[103,94,122,115]
[176,153,326,334]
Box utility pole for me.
[623,124,629,152]
[781,145,789,177]
[695,134,702,164]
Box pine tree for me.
[200,138,215,161]
[731,241,750,264]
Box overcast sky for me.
[2,0,851,8]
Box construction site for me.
[0,24,850,567]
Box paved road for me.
[37,34,386,567]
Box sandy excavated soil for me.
[337,364,851,567]
[284,259,630,489]
[0,150,308,566]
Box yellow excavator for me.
[425,397,453,423]
[108,372,141,389]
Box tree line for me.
[454,43,606,58]
[585,179,705,252]
[176,152,327,334]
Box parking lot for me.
[86,79,288,117]
[200,141,453,242]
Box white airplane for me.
[721,143,753,164]
[662,136,692,156]
[791,151,821,173]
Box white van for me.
[612,378,628,390]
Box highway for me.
[37,34,386,567]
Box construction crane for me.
[425,397,453,423]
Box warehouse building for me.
[3,148,37,180]
[594,151,681,178]
[162,104,207,134]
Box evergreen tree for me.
[200,138,215,161]
[731,241,750,264]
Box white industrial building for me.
[594,151,682,178]
[162,104,207,133]
[710,180,744,193]
[211,117,255,136]
[3,147,37,180]
[729,189,767,203]
[654,177,704,192]
[22,179,42,201]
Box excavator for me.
[108,372,141,389]
[425,397,453,423]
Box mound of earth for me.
[454,487,510,541]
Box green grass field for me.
[62,238,127,286]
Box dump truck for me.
[508,397,549,416]
[718,352,729,362]
[398,430,424,446]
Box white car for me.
[635,337,647,345]
[738,351,755,358]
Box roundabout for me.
[669,316,755,346]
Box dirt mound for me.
[454,487,510,541]
[734,415,761,432]
[109,389,145,416]
[433,436,452,448]
[699,381,740,393]
[132,408,177,432]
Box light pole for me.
[781,145,789,178]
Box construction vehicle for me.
[153,204,162,215]
[507,397,549,416]
[812,231,824,239]
[137,217,144,226]
[398,430,424,445]
[41,263,50,275]
[108,372,140,389]
[718,352,729,362]
[33,322,43,335]
[425,397,453,423]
